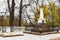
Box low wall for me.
[0,26,25,32]
[25,26,33,31]
[14,27,25,32]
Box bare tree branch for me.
[26,11,34,25]
[22,4,30,8]
[7,0,10,12]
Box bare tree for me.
[19,0,30,26]
[7,0,15,32]
[20,0,40,26]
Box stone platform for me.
[0,32,24,37]
[23,31,60,35]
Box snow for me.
[0,32,60,40]
[0,27,60,40]
[40,34,60,40]
[0,33,41,40]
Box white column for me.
[38,8,46,23]
[40,8,44,19]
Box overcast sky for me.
[0,0,3,3]
[0,0,59,17]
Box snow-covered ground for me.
[0,32,60,40]
[40,33,60,40]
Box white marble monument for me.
[37,8,46,23]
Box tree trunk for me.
[19,0,23,26]
[7,0,15,32]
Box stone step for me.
[0,32,24,37]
